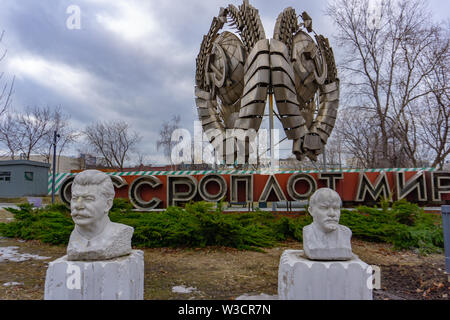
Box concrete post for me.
[442,205,450,281]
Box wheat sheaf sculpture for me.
[195,0,339,163]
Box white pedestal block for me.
[278,250,372,300]
[44,250,144,300]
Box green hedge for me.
[0,203,74,245]
[339,199,443,253]
[0,199,443,253]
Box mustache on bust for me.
[71,211,92,218]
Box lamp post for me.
[51,131,60,204]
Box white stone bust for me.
[303,188,353,261]
[67,170,133,261]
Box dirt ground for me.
[0,209,14,224]
[0,235,448,300]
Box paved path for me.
[0,204,19,210]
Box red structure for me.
[62,170,449,210]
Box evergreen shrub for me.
[0,199,443,253]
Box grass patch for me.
[340,199,443,253]
[110,201,298,251]
[0,198,443,253]
[0,203,73,245]
[0,196,59,205]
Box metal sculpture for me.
[195,0,339,163]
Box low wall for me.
[49,168,450,210]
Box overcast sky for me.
[0,0,448,165]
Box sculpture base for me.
[44,250,144,300]
[278,250,372,300]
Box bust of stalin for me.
[303,188,353,261]
[67,170,133,261]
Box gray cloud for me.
[0,0,447,164]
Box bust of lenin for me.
[67,170,133,261]
[303,188,353,261]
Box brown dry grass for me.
[0,237,448,300]
[144,243,300,300]
[0,196,56,204]
[0,238,66,300]
[0,209,14,224]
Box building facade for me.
[0,160,50,198]
[0,155,83,173]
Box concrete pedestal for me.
[278,250,372,300]
[44,250,144,300]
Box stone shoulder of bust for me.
[303,224,353,261]
[67,222,134,261]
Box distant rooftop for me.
[0,160,51,168]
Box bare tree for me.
[132,152,154,170]
[84,120,142,171]
[322,133,345,169]
[0,112,21,159]
[156,115,181,167]
[417,25,450,169]
[16,106,58,160]
[0,31,13,117]
[335,111,383,168]
[0,31,15,155]
[0,106,79,166]
[39,107,81,170]
[327,0,449,168]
